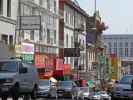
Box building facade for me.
[0,0,18,45]
[59,0,87,80]
[14,0,60,79]
[103,34,133,74]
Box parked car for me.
[77,87,90,100]
[0,58,39,100]
[99,91,111,100]
[37,79,51,97]
[112,75,133,100]
[89,92,102,100]
[57,80,78,98]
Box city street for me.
[0,98,75,100]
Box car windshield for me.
[80,87,89,92]
[0,61,18,72]
[60,81,72,87]
[119,76,133,84]
[39,80,50,86]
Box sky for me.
[77,0,133,34]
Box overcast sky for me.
[77,0,133,34]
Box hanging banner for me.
[45,58,55,69]
[35,53,47,68]
[63,64,71,75]
[56,59,63,70]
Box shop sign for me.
[56,59,63,70]
[22,54,34,64]
[35,53,47,68]
[16,16,41,30]
[21,43,34,54]
[88,80,94,88]
[63,64,71,75]
[45,58,54,69]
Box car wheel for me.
[31,86,38,100]
[11,84,20,100]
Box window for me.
[66,34,68,47]
[30,30,34,40]
[47,29,50,43]
[66,12,69,24]
[125,48,128,57]
[114,48,117,55]
[119,42,123,47]
[125,42,128,47]
[1,34,8,44]
[114,42,117,47]
[108,42,112,47]
[39,26,42,40]
[32,7,39,15]
[130,48,133,57]
[131,42,133,47]
[71,36,74,47]
[0,0,3,15]
[54,30,56,44]
[9,35,13,45]
[7,0,11,17]
[47,0,50,10]
[54,0,56,13]
[119,48,123,57]
[109,48,112,54]
[39,0,43,6]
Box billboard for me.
[35,53,46,68]
[86,33,95,44]
[64,48,80,57]
[16,16,41,30]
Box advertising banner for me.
[56,59,63,70]
[21,43,34,54]
[22,54,34,64]
[63,64,71,75]
[110,54,118,80]
[35,53,47,68]
[45,58,55,70]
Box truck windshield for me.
[0,61,18,72]
[119,76,133,84]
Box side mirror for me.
[19,67,28,73]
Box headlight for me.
[5,78,13,83]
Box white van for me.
[0,58,39,100]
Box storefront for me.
[34,44,58,79]
[15,42,34,64]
